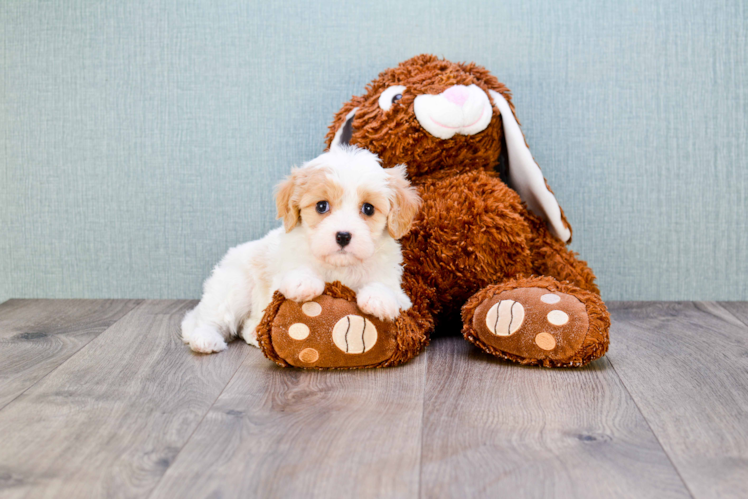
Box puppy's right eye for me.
[315,201,330,214]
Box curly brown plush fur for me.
[258,54,609,369]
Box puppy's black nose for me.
[336,231,352,248]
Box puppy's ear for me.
[275,169,301,232]
[386,165,421,239]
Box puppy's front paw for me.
[280,274,325,303]
[357,284,401,321]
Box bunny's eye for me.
[378,85,407,111]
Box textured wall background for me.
[1,0,746,303]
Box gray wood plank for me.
[419,336,690,498]
[0,299,142,409]
[608,301,748,498]
[0,300,248,498]
[150,349,427,498]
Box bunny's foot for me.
[256,282,427,369]
[462,276,610,367]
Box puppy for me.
[181,145,421,353]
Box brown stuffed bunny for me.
[256,54,610,369]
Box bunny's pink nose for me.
[442,85,470,106]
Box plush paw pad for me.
[332,315,378,354]
[485,299,525,336]
[268,295,397,368]
[470,287,589,363]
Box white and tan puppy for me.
[182,145,421,353]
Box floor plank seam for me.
[416,349,429,499]
[607,355,696,499]
[146,346,253,499]
[713,302,748,328]
[0,300,143,414]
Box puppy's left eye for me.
[316,201,330,214]
[361,203,375,216]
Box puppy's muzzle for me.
[335,231,352,248]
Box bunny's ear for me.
[330,108,358,149]
[488,90,571,242]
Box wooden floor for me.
[0,300,746,498]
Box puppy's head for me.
[276,146,421,267]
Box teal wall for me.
[2,0,746,303]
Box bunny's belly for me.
[400,170,536,314]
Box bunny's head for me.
[326,54,571,242]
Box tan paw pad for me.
[288,323,310,340]
[301,301,322,317]
[485,299,525,336]
[332,315,377,354]
[547,310,569,326]
[298,347,319,363]
[535,332,556,351]
[541,293,561,304]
